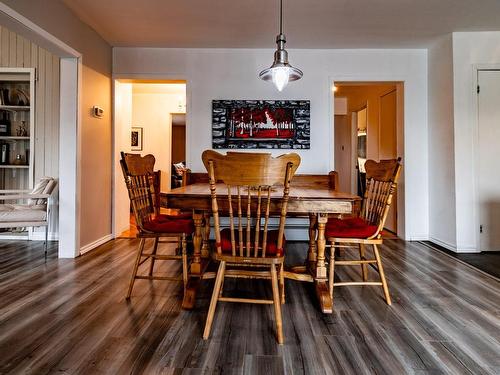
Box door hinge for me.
[480,224,483,233]
[477,85,480,94]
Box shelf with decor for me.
[0,165,30,169]
[0,136,30,140]
[0,68,35,239]
[0,105,30,111]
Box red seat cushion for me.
[158,212,192,220]
[325,217,378,239]
[219,228,285,256]
[143,217,194,234]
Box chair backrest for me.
[328,171,339,191]
[29,177,58,205]
[361,158,402,236]
[120,152,161,215]
[120,152,155,175]
[202,150,300,258]
[121,168,156,234]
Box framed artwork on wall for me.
[131,127,143,151]
[212,100,310,149]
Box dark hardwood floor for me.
[423,241,500,279]
[0,238,499,374]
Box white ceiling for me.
[62,0,500,48]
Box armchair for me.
[0,177,57,256]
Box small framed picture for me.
[131,127,143,151]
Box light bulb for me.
[271,67,290,92]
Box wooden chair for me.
[121,152,162,215]
[120,154,194,300]
[201,150,300,345]
[326,158,402,305]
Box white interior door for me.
[478,70,500,252]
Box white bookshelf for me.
[0,68,35,239]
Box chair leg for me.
[149,237,159,276]
[373,244,391,305]
[270,264,284,344]
[359,243,368,281]
[203,261,226,340]
[126,238,145,300]
[329,242,335,299]
[176,238,182,255]
[181,234,188,288]
[279,262,285,304]
[44,226,48,258]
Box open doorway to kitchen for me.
[113,80,186,238]
[333,82,403,237]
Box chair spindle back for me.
[121,152,161,214]
[120,154,158,234]
[202,150,300,258]
[361,158,402,235]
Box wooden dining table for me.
[161,178,361,314]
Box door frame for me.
[111,75,189,238]
[472,65,500,251]
[329,77,405,239]
[352,105,367,197]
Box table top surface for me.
[164,183,360,201]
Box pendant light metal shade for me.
[259,0,302,91]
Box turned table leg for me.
[314,213,333,314]
[202,211,211,258]
[183,210,210,310]
[190,211,204,274]
[308,213,318,263]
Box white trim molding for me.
[80,234,113,255]
[429,236,457,252]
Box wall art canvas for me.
[212,100,310,149]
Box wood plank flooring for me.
[0,239,499,374]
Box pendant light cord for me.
[279,0,283,34]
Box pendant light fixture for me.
[259,0,303,91]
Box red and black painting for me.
[212,100,310,149]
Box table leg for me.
[190,211,204,274]
[183,211,209,310]
[202,211,211,258]
[308,213,317,262]
[314,213,333,313]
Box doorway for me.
[334,82,403,236]
[113,80,187,238]
[477,70,500,251]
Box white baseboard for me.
[30,232,59,241]
[429,236,457,252]
[80,234,113,255]
[455,245,479,253]
[0,231,58,241]
[408,234,429,241]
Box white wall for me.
[428,34,457,250]
[131,90,186,192]
[114,47,428,241]
[452,31,500,252]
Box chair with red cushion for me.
[120,155,194,300]
[201,150,300,345]
[326,158,402,305]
